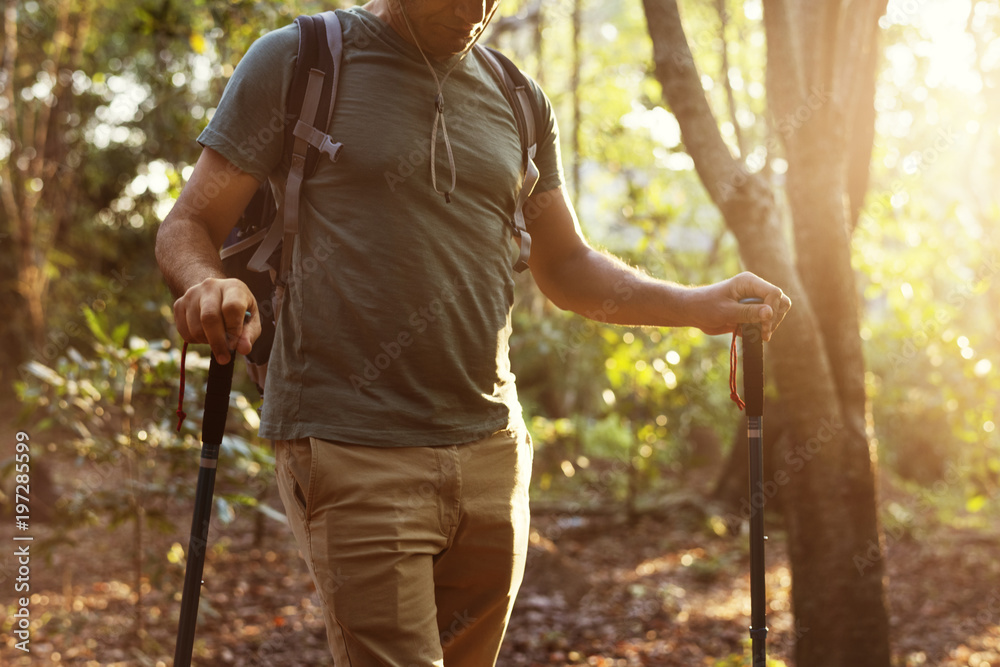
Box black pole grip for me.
[742,325,764,417]
[174,353,234,666]
[202,354,235,445]
[739,298,765,418]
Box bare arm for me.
[526,186,791,340]
[155,147,263,363]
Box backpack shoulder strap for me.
[478,45,541,273]
[248,11,344,278]
[480,46,540,152]
[286,12,344,175]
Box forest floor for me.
[2,469,1000,666]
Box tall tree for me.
[641,1,891,665]
[1,0,93,353]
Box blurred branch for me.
[484,0,540,48]
[641,0,751,215]
[844,16,880,233]
[1,0,21,238]
[30,0,71,188]
[488,5,540,38]
[762,0,806,130]
[716,0,745,158]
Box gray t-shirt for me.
[198,8,564,446]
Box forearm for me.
[155,146,262,298]
[525,186,790,338]
[541,247,706,328]
[155,148,265,360]
[155,212,228,299]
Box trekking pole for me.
[174,351,235,666]
[740,297,768,666]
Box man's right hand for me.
[156,147,265,364]
[173,277,261,365]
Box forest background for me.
[2,0,1000,665]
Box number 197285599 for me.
[14,432,30,527]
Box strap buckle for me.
[317,135,343,162]
[293,120,343,163]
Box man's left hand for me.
[691,272,792,341]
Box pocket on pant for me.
[277,439,313,524]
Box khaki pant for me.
[274,428,533,666]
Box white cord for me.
[395,0,500,203]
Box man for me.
[155,0,791,664]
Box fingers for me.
[173,278,259,364]
[765,293,792,340]
[731,272,791,341]
[741,302,773,324]
[237,309,262,357]
[700,272,790,341]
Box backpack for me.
[220,11,542,396]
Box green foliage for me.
[853,3,1000,512]
[517,300,739,507]
[8,308,278,565]
[495,0,760,507]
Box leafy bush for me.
[5,306,279,567]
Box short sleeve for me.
[197,24,299,183]
[524,76,564,195]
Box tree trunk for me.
[712,411,791,521]
[570,0,583,207]
[641,1,892,664]
[1,0,90,354]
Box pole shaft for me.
[742,317,767,666]
[748,415,767,666]
[174,355,234,667]
[174,446,219,665]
